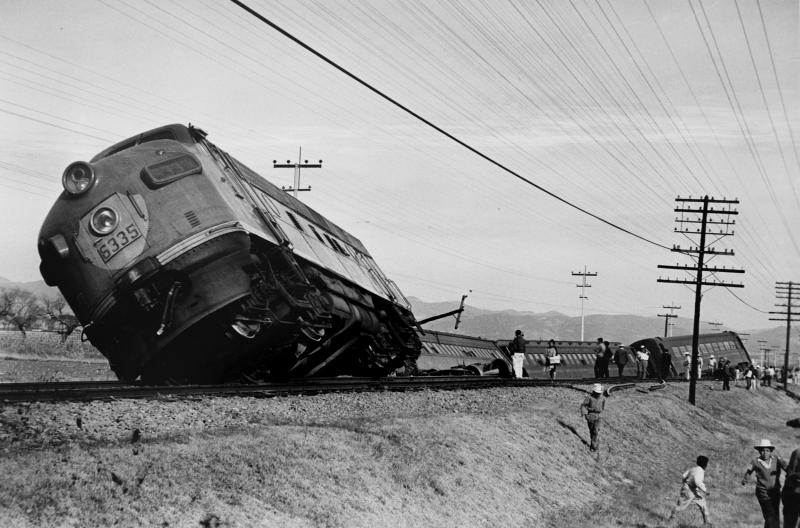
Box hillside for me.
[0,276,59,299]
[1,382,798,526]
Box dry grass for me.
[0,330,103,360]
[0,382,798,527]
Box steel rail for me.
[0,376,643,402]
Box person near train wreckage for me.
[508,330,526,379]
[593,338,605,378]
[721,360,733,391]
[684,352,692,381]
[666,455,712,527]
[660,344,677,379]
[636,345,649,380]
[545,339,560,380]
[613,345,628,378]
[602,340,612,378]
[741,438,788,528]
[580,383,605,452]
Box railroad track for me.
[0,376,674,402]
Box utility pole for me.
[273,147,322,198]
[770,281,799,392]
[659,303,681,337]
[658,195,743,405]
[571,266,597,341]
[757,340,768,366]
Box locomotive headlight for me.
[62,161,95,195]
[90,207,118,236]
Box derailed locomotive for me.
[38,124,421,383]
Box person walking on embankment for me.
[666,455,712,527]
[580,383,605,452]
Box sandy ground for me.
[0,379,799,527]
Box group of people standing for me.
[594,338,653,379]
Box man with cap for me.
[636,345,650,380]
[507,330,526,379]
[721,360,733,391]
[613,345,629,379]
[683,352,692,380]
[741,439,788,528]
[579,383,605,452]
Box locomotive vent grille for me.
[184,210,201,228]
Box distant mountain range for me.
[0,277,793,358]
[407,297,798,358]
[0,276,58,298]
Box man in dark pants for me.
[613,345,629,378]
[741,439,788,528]
[580,383,605,452]
[783,446,800,528]
[660,344,676,379]
[601,340,612,378]
[721,360,732,391]
[593,338,605,377]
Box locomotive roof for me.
[91,124,369,255]
[230,156,369,254]
[418,329,501,349]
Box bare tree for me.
[42,294,80,342]
[0,288,41,337]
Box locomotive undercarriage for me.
[88,233,420,384]
[224,240,422,381]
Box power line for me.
[227,0,673,251]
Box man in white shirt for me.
[508,330,526,378]
[667,455,711,526]
[636,346,649,380]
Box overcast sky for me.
[0,0,798,336]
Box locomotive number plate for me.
[96,224,142,263]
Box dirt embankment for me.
[0,382,798,527]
